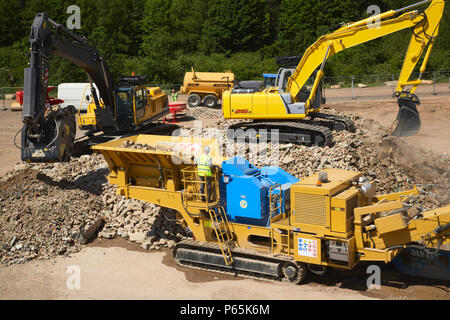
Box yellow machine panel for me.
[374,213,408,235]
[293,169,361,196]
[230,92,253,116]
[293,192,328,227]
[330,188,359,234]
[290,169,362,234]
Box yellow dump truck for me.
[180,68,234,108]
[93,134,450,283]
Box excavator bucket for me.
[391,96,421,137]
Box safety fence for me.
[1,71,449,109]
[322,71,450,102]
[0,87,23,110]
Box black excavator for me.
[20,12,171,162]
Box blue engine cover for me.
[219,157,299,226]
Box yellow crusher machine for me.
[223,0,445,146]
[92,135,450,283]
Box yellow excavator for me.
[223,0,445,146]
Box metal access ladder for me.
[269,183,292,255]
[269,183,282,222]
[208,206,234,265]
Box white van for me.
[57,83,100,111]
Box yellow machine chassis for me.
[93,134,449,273]
[78,85,168,130]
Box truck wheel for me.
[203,95,218,108]
[187,94,201,108]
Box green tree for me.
[0,0,24,47]
[202,0,271,55]
[168,0,208,53]
[277,0,359,56]
[140,0,177,82]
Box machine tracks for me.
[311,113,356,133]
[227,121,333,146]
[173,239,308,284]
[227,114,355,147]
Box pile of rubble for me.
[0,167,105,265]
[0,154,189,266]
[121,140,156,151]
[98,190,189,250]
[0,106,448,266]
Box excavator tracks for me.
[173,239,308,284]
[227,121,333,146]
[226,113,356,147]
[310,113,356,133]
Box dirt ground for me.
[1,238,448,300]
[0,106,22,176]
[325,83,449,102]
[326,95,450,155]
[0,88,449,300]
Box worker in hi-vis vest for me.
[171,89,178,102]
[195,146,213,202]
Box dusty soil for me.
[1,237,448,300]
[326,95,450,155]
[0,238,372,300]
[0,87,449,300]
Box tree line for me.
[0,0,448,87]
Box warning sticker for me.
[298,238,318,258]
[32,149,45,158]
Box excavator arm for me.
[286,0,445,137]
[21,12,117,162]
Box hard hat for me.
[204,146,211,153]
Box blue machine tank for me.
[219,157,299,227]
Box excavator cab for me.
[114,88,135,130]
